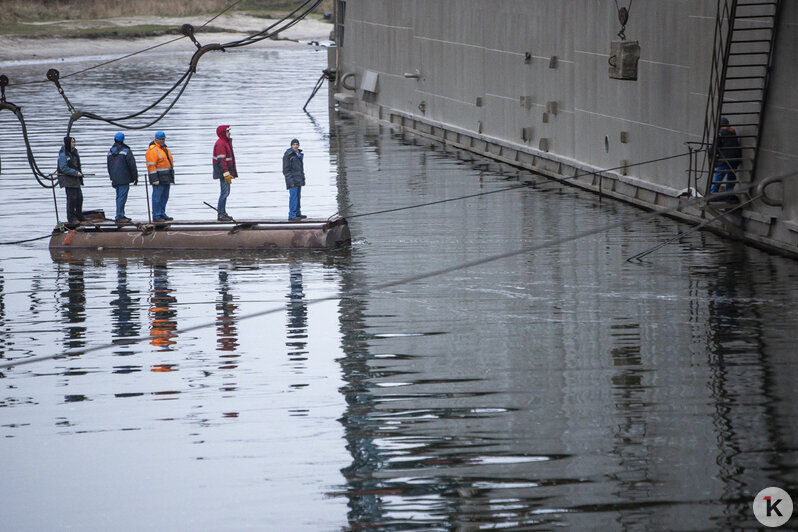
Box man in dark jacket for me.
[213,125,237,221]
[107,132,138,223]
[282,138,306,221]
[710,117,742,195]
[58,136,85,224]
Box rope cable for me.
[72,71,194,131]
[6,0,246,86]
[1,102,59,187]
[0,234,53,245]
[57,0,320,130]
[199,0,245,28]
[3,0,323,187]
[346,150,693,220]
[0,181,763,371]
[222,0,313,46]
[625,194,761,262]
[222,0,321,48]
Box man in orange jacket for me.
[145,130,175,221]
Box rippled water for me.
[2,46,798,530]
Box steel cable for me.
[6,0,246,86]
[0,234,54,245]
[2,0,321,186]
[625,194,761,262]
[74,71,194,131]
[0,181,762,371]
[345,150,694,220]
[221,0,321,48]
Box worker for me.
[107,132,138,223]
[213,125,237,221]
[145,130,175,222]
[710,117,742,197]
[58,136,85,225]
[282,138,306,221]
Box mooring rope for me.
[0,179,773,371]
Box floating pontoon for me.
[49,217,351,251]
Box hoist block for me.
[608,40,640,81]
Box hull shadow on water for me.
[329,115,798,530]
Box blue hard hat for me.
[155,131,166,139]
[114,132,125,142]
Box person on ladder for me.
[710,117,741,199]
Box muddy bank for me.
[0,14,332,64]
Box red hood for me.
[216,125,230,140]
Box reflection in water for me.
[216,266,240,375]
[335,259,384,526]
[110,260,141,353]
[286,263,308,365]
[608,318,651,530]
[0,271,5,361]
[702,245,786,528]
[60,261,86,350]
[216,267,239,354]
[149,262,177,350]
[330,118,798,529]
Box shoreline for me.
[0,15,332,65]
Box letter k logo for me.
[754,488,792,527]
[765,496,783,517]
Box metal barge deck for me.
[49,217,351,251]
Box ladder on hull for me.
[697,0,782,200]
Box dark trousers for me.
[65,187,84,222]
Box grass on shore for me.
[0,0,334,36]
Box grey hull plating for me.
[328,0,798,257]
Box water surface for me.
[1,44,797,530]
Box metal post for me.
[51,179,60,225]
[144,175,151,222]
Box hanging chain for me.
[47,69,76,113]
[614,0,633,40]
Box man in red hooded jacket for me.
[213,125,237,221]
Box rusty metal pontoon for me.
[49,217,351,251]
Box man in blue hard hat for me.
[107,132,138,223]
[145,130,175,222]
